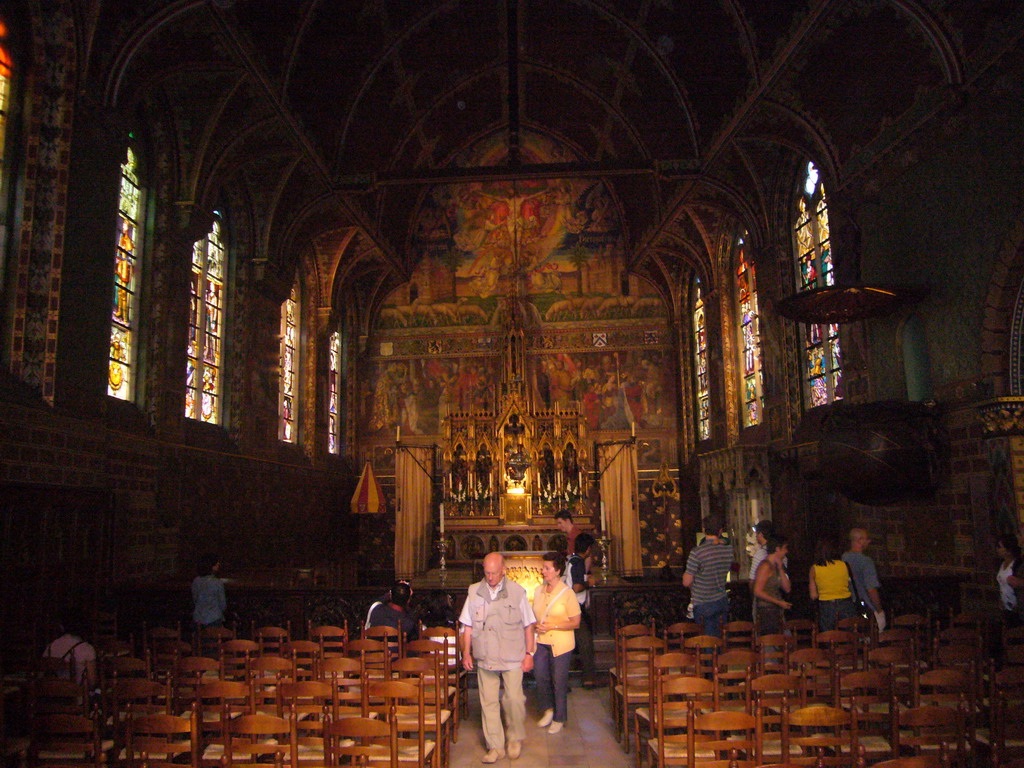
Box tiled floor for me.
[450,679,632,768]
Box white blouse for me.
[998,560,1017,611]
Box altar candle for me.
[440,503,445,535]
[630,421,635,438]
[600,500,607,532]
[396,424,401,442]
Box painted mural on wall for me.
[377,131,665,329]
[363,356,501,437]
[530,349,673,431]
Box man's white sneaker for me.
[537,709,554,727]
[481,748,505,763]
[507,740,521,759]
[548,721,563,734]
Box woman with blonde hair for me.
[532,551,580,734]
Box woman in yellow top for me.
[532,551,581,734]
[808,535,858,631]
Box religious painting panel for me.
[360,355,501,437]
[528,348,675,432]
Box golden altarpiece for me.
[439,296,593,569]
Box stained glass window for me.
[108,146,142,400]
[736,236,763,427]
[328,330,341,454]
[794,161,842,406]
[693,276,710,440]
[279,284,299,442]
[185,216,226,424]
[0,18,12,277]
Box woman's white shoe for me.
[537,709,554,727]
[547,722,563,734]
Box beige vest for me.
[467,579,527,671]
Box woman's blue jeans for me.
[534,642,571,723]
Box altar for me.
[436,294,597,565]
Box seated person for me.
[367,580,419,644]
[43,607,97,687]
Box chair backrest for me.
[320,656,366,717]
[364,625,403,659]
[223,713,291,768]
[253,625,291,655]
[722,621,755,650]
[196,626,235,657]
[752,673,802,731]
[896,703,966,763]
[840,668,895,737]
[789,647,835,707]
[324,715,392,766]
[29,713,104,768]
[716,649,758,711]
[663,621,701,651]
[684,634,723,679]
[219,640,259,680]
[784,619,816,648]
[690,709,761,765]
[195,680,252,743]
[784,704,856,766]
[368,679,427,766]
[756,633,793,675]
[30,679,89,718]
[345,638,391,683]
[125,712,198,768]
[308,624,348,658]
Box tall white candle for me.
[440,503,445,535]
[600,500,607,532]
[630,421,635,438]
[396,424,401,442]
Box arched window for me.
[794,161,842,406]
[736,235,763,426]
[185,215,226,424]
[328,330,341,454]
[693,275,710,440]
[108,144,143,400]
[279,283,299,442]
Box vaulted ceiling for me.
[90,0,1015,309]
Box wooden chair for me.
[757,634,794,676]
[716,649,758,712]
[28,713,110,768]
[789,647,835,707]
[194,680,252,765]
[364,625,403,661]
[689,709,761,766]
[145,628,189,681]
[219,640,259,681]
[422,626,466,718]
[323,715,392,766]
[838,669,895,762]
[345,638,391,686]
[392,657,450,768]
[368,679,434,768]
[783,704,857,766]
[684,635,722,681]
[893,614,931,658]
[108,678,172,749]
[722,621,755,650]
[308,624,348,659]
[406,638,459,742]
[221,713,291,768]
[647,685,699,768]
[610,623,657,714]
[278,681,333,766]
[282,640,322,682]
[664,622,701,652]
[319,657,366,719]
[29,680,88,719]
[171,656,219,715]
[247,656,294,714]
[195,626,234,659]
[752,674,803,764]
[124,711,198,768]
[815,630,861,674]
[895,703,969,767]
[252,625,291,657]
[614,635,665,751]
[867,645,915,707]
[987,666,1024,767]
[784,619,816,649]
[634,659,708,768]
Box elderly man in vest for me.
[460,552,536,763]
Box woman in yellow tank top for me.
[808,535,858,631]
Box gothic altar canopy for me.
[440,293,592,559]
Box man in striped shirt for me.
[683,515,735,638]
